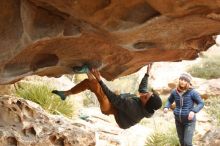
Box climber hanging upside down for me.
[52,64,162,129]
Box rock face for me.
[0,95,155,146]
[0,96,95,146]
[1,0,220,84]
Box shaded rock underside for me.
[1,0,220,84]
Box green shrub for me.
[145,126,179,146]
[205,96,220,125]
[187,55,220,79]
[15,82,74,118]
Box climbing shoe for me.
[52,90,66,100]
[72,64,89,74]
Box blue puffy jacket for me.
[165,88,204,123]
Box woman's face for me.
[179,78,189,88]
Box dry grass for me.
[15,82,74,118]
[187,55,220,79]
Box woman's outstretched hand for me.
[163,108,169,113]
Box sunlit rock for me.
[1,0,220,84]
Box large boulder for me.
[0,96,95,146]
[0,96,152,146]
[1,0,220,84]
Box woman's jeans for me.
[175,117,196,146]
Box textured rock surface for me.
[0,96,152,146]
[1,0,220,84]
[0,96,95,146]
